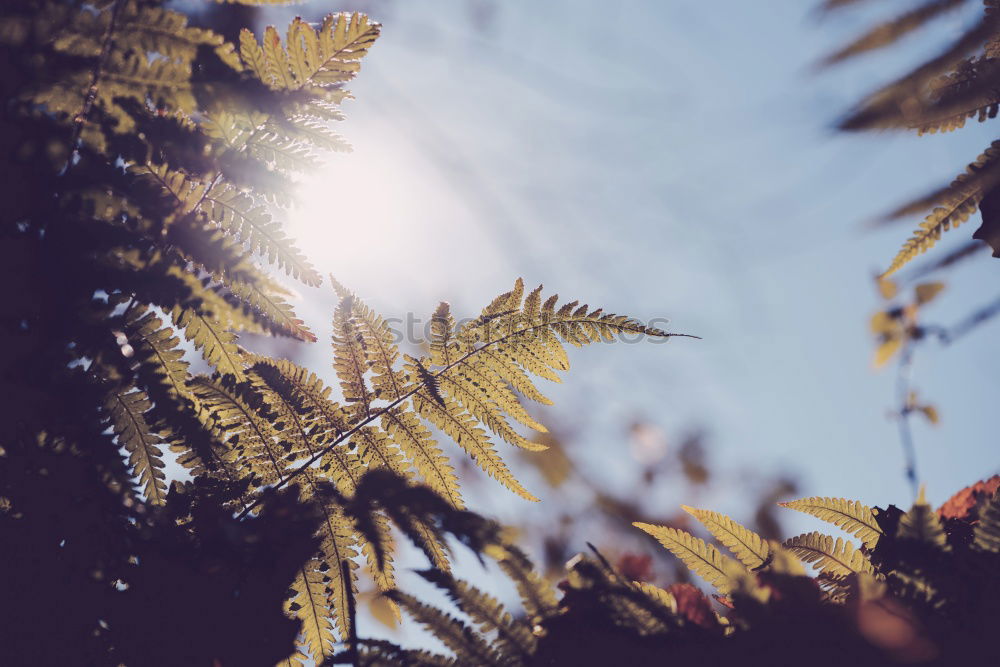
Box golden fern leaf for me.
[202,181,321,285]
[279,116,352,153]
[260,277,693,525]
[331,278,409,402]
[240,14,380,92]
[125,306,190,400]
[633,522,740,593]
[288,564,337,664]
[332,296,375,419]
[882,140,1000,276]
[783,532,876,577]
[104,389,168,505]
[382,406,463,509]
[897,487,949,548]
[411,390,538,501]
[187,376,287,484]
[974,489,1000,552]
[779,496,883,548]
[632,581,678,614]
[194,372,366,651]
[114,2,229,64]
[248,357,351,440]
[227,278,315,342]
[682,506,770,569]
[171,304,245,380]
[351,426,453,571]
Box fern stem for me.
[63,0,125,175]
[236,318,699,519]
[343,559,359,667]
[895,344,920,501]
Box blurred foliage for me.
[824,0,1000,275]
[357,475,1000,666]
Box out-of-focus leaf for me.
[914,281,945,305]
[874,337,903,368]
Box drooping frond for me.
[974,489,1000,552]
[486,544,559,624]
[387,590,502,666]
[682,506,770,569]
[104,389,168,505]
[779,496,883,549]
[783,532,876,577]
[417,569,537,661]
[633,522,739,593]
[897,487,949,548]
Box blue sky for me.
[278,0,998,512]
[251,0,1000,648]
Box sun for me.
[286,117,507,303]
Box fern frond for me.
[228,278,315,342]
[632,581,678,614]
[274,115,352,154]
[331,279,409,402]
[915,57,1000,134]
[487,545,558,623]
[839,14,998,132]
[820,0,965,67]
[783,532,875,577]
[682,506,770,569]
[288,564,337,664]
[125,306,190,400]
[187,375,287,484]
[417,569,536,660]
[882,140,1000,276]
[104,389,168,505]
[249,357,351,440]
[171,304,245,380]
[246,128,319,171]
[239,14,380,92]
[897,487,949,548]
[779,496,883,548]
[973,489,1000,552]
[114,2,228,63]
[412,391,538,502]
[332,296,375,419]
[382,406,463,509]
[203,180,321,285]
[387,590,501,666]
[633,522,739,593]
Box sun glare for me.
[287,121,506,301]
